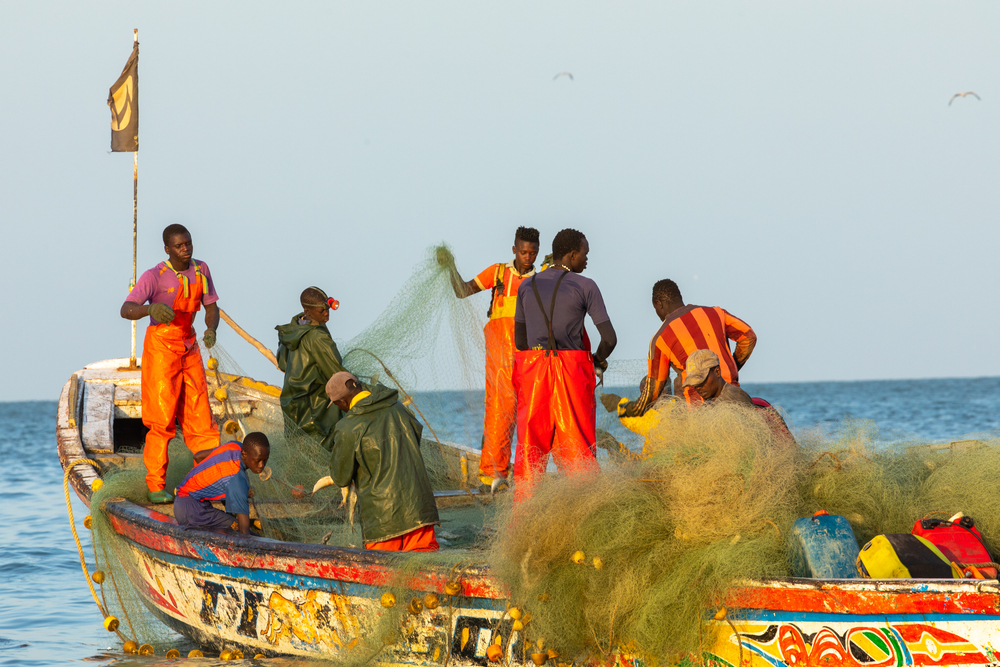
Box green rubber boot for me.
[147,490,174,504]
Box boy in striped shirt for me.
[173,433,270,534]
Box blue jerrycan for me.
[788,511,860,578]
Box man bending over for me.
[323,372,440,551]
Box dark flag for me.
[108,42,139,152]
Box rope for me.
[63,458,126,640]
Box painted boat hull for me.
[58,359,1000,665]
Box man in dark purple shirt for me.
[511,228,617,500]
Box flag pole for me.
[128,28,139,370]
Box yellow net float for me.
[138,644,154,655]
[380,592,396,608]
[103,616,119,632]
[91,479,104,492]
[165,649,180,658]
[570,550,585,564]
[187,649,204,657]
[407,598,424,615]
[91,570,105,584]
[222,419,239,436]
[83,515,92,530]
[207,357,218,370]
[423,593,439,610]
[123,640,138,654]
[214,386,229,402]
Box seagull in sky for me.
[553,72,574,81]
[949,91,981,105]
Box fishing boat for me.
[57,359,1000,665]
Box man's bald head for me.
[300,287,329,309]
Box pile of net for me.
[79,243,1000,663]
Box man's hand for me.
[148,302,175,324]
[595,359,609,386]
[435,245,455,268]
[203,328,217,349]
[599,393,622,413]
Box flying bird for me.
[949,91,981,105]
[553,72,574,81]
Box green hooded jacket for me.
[330,384,440,543]
[275,313,346,451]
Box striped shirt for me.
[175,442,244,502]
[625,305,756,415]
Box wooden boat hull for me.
[58,359,1000,665]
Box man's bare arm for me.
[120,301,150,320]
[204,302,220,331]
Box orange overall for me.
[475,262,534,481]
[141,262,220,492]
[512,272,598,501]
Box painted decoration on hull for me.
[706,621,997,667]
[118,540,525,665]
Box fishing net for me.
[77,242,1000,662]
[486,402,802,662]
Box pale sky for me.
[2,2,998,401]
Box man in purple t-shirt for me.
[511,228,617,500]
[120,224,222,503]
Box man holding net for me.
[447,227,540,493]
[121,224,221,504]
[612,279,756,416]
[276,286,348,451]
[512,228,617,500]
[316,372,440,551]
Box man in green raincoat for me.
[276,287,347,451]
[319,371,440,551]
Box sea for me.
[3,376,1000,666]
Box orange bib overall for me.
[141,263,220,492]
[480,263,530,481]
[512,272,598,501]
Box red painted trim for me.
[724,582,1000,615]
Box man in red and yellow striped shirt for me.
[622,279,756,416]
[449,227,540,490]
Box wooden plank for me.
[81,381,115,454]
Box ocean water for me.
[3,377,999,665]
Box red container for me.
[912,518,996,578]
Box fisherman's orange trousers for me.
[366,525,440,552]
[141,283,219,493]
[480,316,517,481]
[512,348,599,501]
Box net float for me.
[123,640,138,654]
[138,644,154,655]
[509,607,522,620]
[165,649,180,658]
[223,419,239,435]
[408,598,424,615]
[444,581,462,596]
[592,557,604,570]
[512,620,524,632]
[92,570,105,584]
[207,357,218,370]
[486,644,503,662]
[570,550,585,564]
[214,386,228,402]
[103,616,119,632]
[187,650,204,657]
[423,593,440,610]
[532,652,549,665]
[91,479,104,492]
[381,592,396,608]
[84,515,92,529]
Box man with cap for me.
[684,350,754,407]
[314,371,440,551]
[276,287,347,451]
